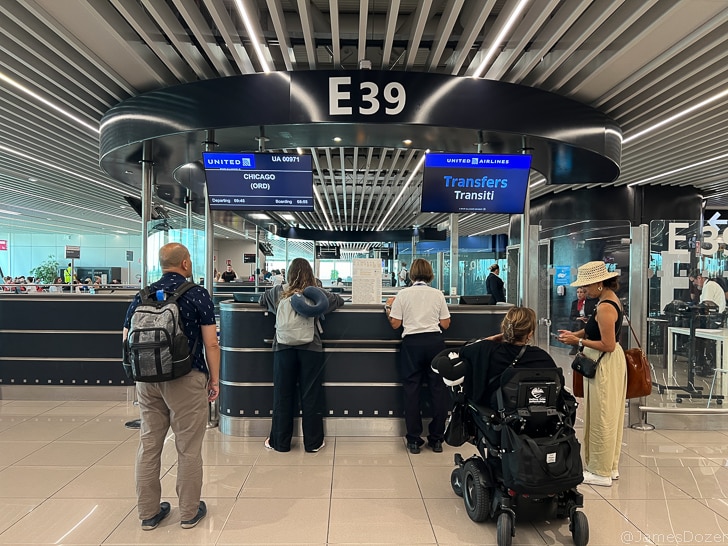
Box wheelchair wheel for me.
[571,510,589,546]
[462,460,490,522]
[496,512,513,546]
[450,468,463,497]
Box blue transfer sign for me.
[554,266,571,286]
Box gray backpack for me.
[123,282,196,382]
[275,293,316,345]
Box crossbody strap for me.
[624,313,642,350]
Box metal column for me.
[449,213,458,296]
[628,223,654,430]
[141,142,153,288]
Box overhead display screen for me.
[203,152,314,211]
[421,153,532,214]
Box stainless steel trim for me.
[219,415,407,437]
[0,330,121,334]
[639,406,728,415]
[0,357,120,362]
[221,347,272,353]
[219,302,508,314]
[220,381,274,387]
[219,381,401,387]
[309,348,397,353]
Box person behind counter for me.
[568,287,597,355]
[259,258,344,453]
[385,258,451,454]
[558,261,626,487]
[486,264,505,303]
[220,265,236,282]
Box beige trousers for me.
[582,345,627,477]
[135,371,208,521]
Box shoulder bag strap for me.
[624,313,642,350]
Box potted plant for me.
[30,255,60,284]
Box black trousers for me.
[269,348,325,452]
[399,332,448,445]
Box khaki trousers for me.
[582,345,627,477]
[135,371,208,521]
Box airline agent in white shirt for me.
[386,258,451,454]
[690,270,727,376]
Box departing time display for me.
[203,152,314,212]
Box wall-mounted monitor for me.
[203,152,314,212]
[421,153,532,214]
[315,245,341,259]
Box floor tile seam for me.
[0,495,58,541]
[98,501,139,546]
[231,464,257,500]
[604,495,713,543]
[648,464,727,499]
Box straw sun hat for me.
[570,261,619,287]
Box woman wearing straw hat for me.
[557,261,626,487]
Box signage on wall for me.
[554,266,570,286]
[243,253,256,263]
[703,211,728,256]
[65,245,80,259]
[126,250,134,261]
[0,240,6,251]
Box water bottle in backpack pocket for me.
[123,282,197,382]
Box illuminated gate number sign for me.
[329,77,406,116]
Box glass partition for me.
[645,219,728,409]
[146,219,206,284]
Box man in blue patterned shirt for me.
[123,242,220,531]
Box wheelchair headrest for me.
[431,348,469,387]
[498,367,564,409]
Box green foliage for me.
[30,255,60,284]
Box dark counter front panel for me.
[218,302,508,423]
[0,295,134,386]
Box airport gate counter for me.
[218,300,511,437]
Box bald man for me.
[123,243,220,530]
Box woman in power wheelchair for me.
[432,307,588,546]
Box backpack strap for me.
[164,281,196,303]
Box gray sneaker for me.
[141,502,170,531]
[180,501,207,529]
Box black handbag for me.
[570,351,604,379]
[444,400,474,447]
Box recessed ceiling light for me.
[250,213,270,219]
[120,205,127,209]
[113,230,128,234]
[296,147,304,155]
[281,214,295,220]
[402,139,412,146]
[0,209,21,215]
[333,137,342,143]
[28,177,38,182]
[124,170,133,175]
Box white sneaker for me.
[583,470,612,487]
[611,470,619,480]
[309,441,325,452]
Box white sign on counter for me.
[352,258,383,304]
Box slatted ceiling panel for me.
[3,0,728,240]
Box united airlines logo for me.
[241,157,251,167]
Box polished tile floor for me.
[1,398,728,545]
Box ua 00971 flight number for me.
[329,77,406,116]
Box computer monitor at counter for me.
[459,295,495,305]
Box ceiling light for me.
[333,137,342,143]
[402,139,412,146]
[113,230,128,234]
[458,213,477,222]
[623,87,728,144]
[627,152,728,187]
[28,177,38,182]
[377,151,429,231]
[0,71,99,134]
[281,214,295,220]
[0,144,131,196]
[233,0,271,73]
[0,209,21,215]
[472,0,531,78]
[469,223,510,237]
[296,147,304,155]
[250,213,270,219]
[124,170,134,175]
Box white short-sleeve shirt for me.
[389,283,451,338]
[701,279,726,312]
